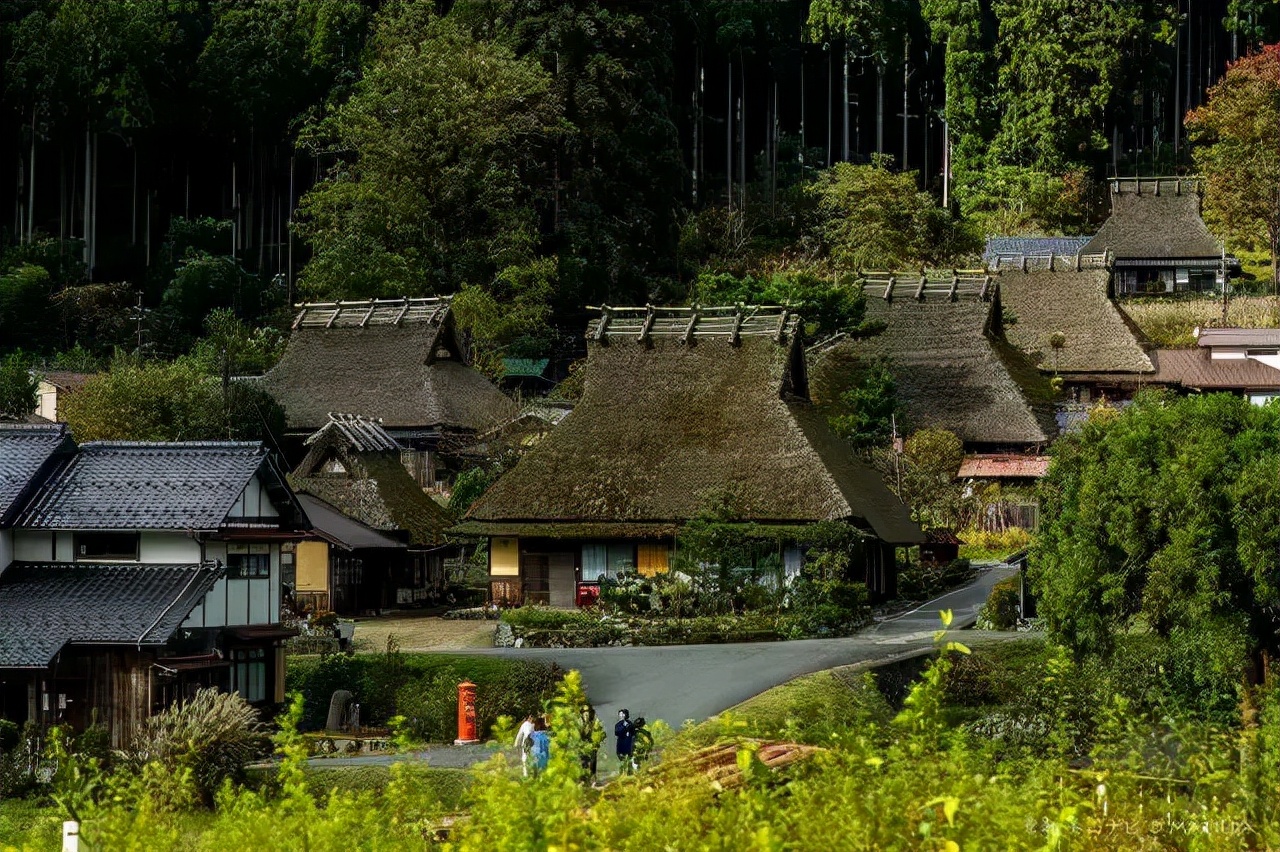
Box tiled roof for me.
[502,358,551,378]
[984,237,1092,264]
[1196,328,1280,349]
[261,298,516,433]
[36,371,95,391]
[296,494,406,551]
[811,289,1056,446]
[957,455,1051,479]
[17,442,270,530]
[0,424,74,525]
[1150,349,1280,390]
[306,413,401,453]
[0,562,223,667]
[468,308,922,544]
[998,270,1154,374]
[1082,178,1222,260]
[292,417,453,546]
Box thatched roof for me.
[1081,178,1222,261]
[464,306,921,544]
[811,280,1055,446]
[998,270,1154,374]
[261,297,516,434]
[290,413,452,546]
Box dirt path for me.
[350,615,496,653]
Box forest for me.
[3,0,1280,383]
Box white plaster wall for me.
[13,530,55,561]
[139,531,201,563]
[1249,354,1280,371]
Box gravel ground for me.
[349,614,496,653]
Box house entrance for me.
[520,553,576,608]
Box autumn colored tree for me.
[1187,44,1280,291]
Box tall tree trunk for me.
[842,44,850,161]
[876,61,885,156]
[726,61,733,209]
[27,108,36,243]
[739,57,746,207]
[83,127,91,273]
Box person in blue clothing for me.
[529,716,551,776]
[614,708,636,773]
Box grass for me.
[0,798,62,851]
[669,667,895,754]
[1123,294,1280,348]
[300,765,471,810]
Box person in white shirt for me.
[514,714,536,776]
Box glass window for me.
[226,543,271,579]
[581,543,608,581]
[607,543,634,576]
[232,648,267,703]
[74,532,139,562]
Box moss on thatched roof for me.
[1081,178,1221,260]
[998,270,1154,374]
[466,308,921,544]
[290,414,452,546]
[261,297,515,433]
[811,290,1055,446]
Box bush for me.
[500,606,606,632]
[786,577,870,636]
[284,652,561,738]
[977,576,1022,630]
[126,688,267,802]
[0,718,19,752]
[957,527,1032,561]
[897,558,977,599]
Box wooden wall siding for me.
[182,541,280,629]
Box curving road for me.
[473,562,1021,730]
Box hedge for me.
[284,653,561,739]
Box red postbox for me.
[454,680,479,744]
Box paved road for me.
[301,563,1021,771]
[477,562,1019,731]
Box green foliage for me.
[897,558,977,600]
[829,356,898,452]
[284,651,560,737]
[187,309,287,377]
[976,575,1021,630]
[897,428,964,526]
[447,466,498,516]
[0,351,38,419]
[1189,45,1280,283]
[0,265,55,354]
[126,689,267,804]
[1031,390,1280,656]
[59,353,285,442]
[807,157,981,269]
[959,166,1098,236]
[690,270,865,337]
[295,7,562,299]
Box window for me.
[227,543,271,579]
[231,648,267,703]
[75,532,139,562]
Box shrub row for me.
[284,652,561,740]
[499,607,871,648]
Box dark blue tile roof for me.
[17,442,268,530]
[984,237,1092,263]
[0,424,73,525]
[0,562,224,667]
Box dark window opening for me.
[75,532,139,562]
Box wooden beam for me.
[775,309,789,342]
[393,300,411,326]
[948,274,958,301]
[680,309,700,344]
[594,307,612,341]
[729,306,743,345]
[360,300,377,328]
[884,275,895,301]
[913,275,927,301]
[637,304,657,343]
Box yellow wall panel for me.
[491,537,520,576]
[296,541,329,591]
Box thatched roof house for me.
[810,274,1056,449]
[1081,178,1225,295]
[288,413,456,614]
[458,305,921,607]
[998,269,1154,391]
[260,298,516,470]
